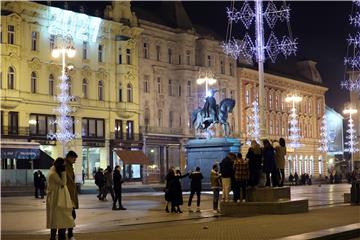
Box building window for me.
[157,77,161,94]
[82,118,104,138]
[168,79,173,96]
[31,32,38,51]
[220,60,225,74]
[178,85,182,97]
[98,45,103,62]
[156,45,161,61]
[82,41,88,60]
[158,109,163,127]
[29,114,57,136]
[229,62,234,76]
[143,42,149,59]
[8,25,15,44]
[127,83,133,102]
[275,94,279,110]
[169,111,173,128]
[186,50,191,65]
[48,74,54,96]
[98,80,104,101]
[168,48,172,64]
[82,79,88,98]
[269,94,273,109]
[308,100,312,114]
[7,66,15,89]
[144,75,149,93]
[144,109,150,127]
[126,121,134,139]
[115,120,123,139]
[118,48,122,64]
[318,157,322,175]
[31,72,37,93]
[8,112,18,135]
[49,34,55,51]
[270,118,273,135]
[245,88,250,106]
[126,49,131,64]
[187,81,191,97]
[178,55,182,65]
[207,55,211,67]
[118,83,123,102]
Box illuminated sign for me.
[48,6,101,42]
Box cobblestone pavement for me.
[2,183,357,240]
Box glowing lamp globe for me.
[51,49,60,58]
[67,47,76,58]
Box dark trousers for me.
[35,187,44,198]
[278,168,285,186]
[188,190,201,207]
[67,209,76,239]
[50,228,66,240]
[233,180,247,201]
[266,172,278,187]
[249,169,260,187]
[113,189,123,208]
[102,186,115,201]
[212,189,220,210]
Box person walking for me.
[262,139,278,187]
[102,166,115,201]
[233,153,249,202]
[34,170,41,198]
[112,165,126,210]
[164,167,175,213]
[220,153,236,202]
[210,164,221,213]
[39,170,47,199]
[94,168,105,200]
[246,140,262,187]
[187,167,204,212]
[46,158,75,240]
[275,138,287,187]
[169,169,189,213]
[64,150,79,240]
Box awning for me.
[1,142,41,160]
[115,150,148,165]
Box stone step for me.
[247,186,291,202]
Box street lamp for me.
[285,94,302,149]
[48,34,76,155]
[343,106,359,171]
[196,69,217,98]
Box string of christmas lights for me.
[246,100,260,145]
[344,113,359,153]
[288,105,301,149]
[318,114,329,152]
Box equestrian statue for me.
[192,88,236,138]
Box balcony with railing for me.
[115,102,140,119]
[140,126,184,135]
[110,132,143,142]
[1,126,29,138]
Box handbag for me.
[57,185,73,209]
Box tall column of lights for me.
[247,99,260,145]
[343,107,359,171]
[48,34,76,155]
[318,114,329,153]
[222,0,297,140]
[196,69,217,99]
[285,95,302,149]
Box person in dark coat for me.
[294,172,299,185]
[220,153,236,202]
[246,140,262,187]
[34,170,41,198]
[102,166,114,201]
[169,169,189,213]
[39,171,47,199]
[164,167,175,213]
[187,167,204,212]
[112,165,126,210]
[262,139,278,187]
[94,168,105,200]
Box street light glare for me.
[67,47,76,58]
[51,49,60,58]
[196,78,206,85]
[208,78,217,85]
[285,95,302,103]
[343,108,358,115]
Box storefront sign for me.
[1,148,40,160]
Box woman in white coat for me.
[46,157,75,240]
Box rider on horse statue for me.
[203,89,218,122]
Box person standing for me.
[210,164,221,213]
[94,168,105,200]
[64,150,79,240]
[187,167,204,212]
[233,153,249,202]
[46,158,75,240]
[164,168,175,213]
[246,140,262,187]
[34,170,41,198]
[275,138,287,187]
[262,139,278,187]
[112,165,126,210]
[169,169,189,213]
[220,153,236,202]
[102,166,115,201]
[39,171,47,199]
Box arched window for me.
[49,74,54,96]
[98,80,104,101]
[118,83,123,102]
[8,66,15,89]
[82,79,88,98]
[127,83,133,102]
[31,72,37,93]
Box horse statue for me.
[192,95,235,138]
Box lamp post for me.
[285,94,302,149]
[196,69,217,99]
[343,107,359,171]
[48,34,76,156]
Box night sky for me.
[44,1,355,113]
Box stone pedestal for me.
[246,187,290,202]
[183,138,241,190]
[344,193,351,203]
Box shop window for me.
[115,120,123,139]
[29,114,57,136]
[82,118,104,138]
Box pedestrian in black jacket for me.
[34,170,41,198]
[262,139,278,187]
[38,171,46,198]
[164,167,175,213]
[187,167,204,212]
[169,169,189,213]
[94,168,104,200]
[220,153,236,202]
[246,140,262,187]
[112,165,126,210]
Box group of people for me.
[94,166,126,210]
[33,170,47,199]
[288,172,312,185]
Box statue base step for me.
[344,193,351,203]
[246,187,291,202]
